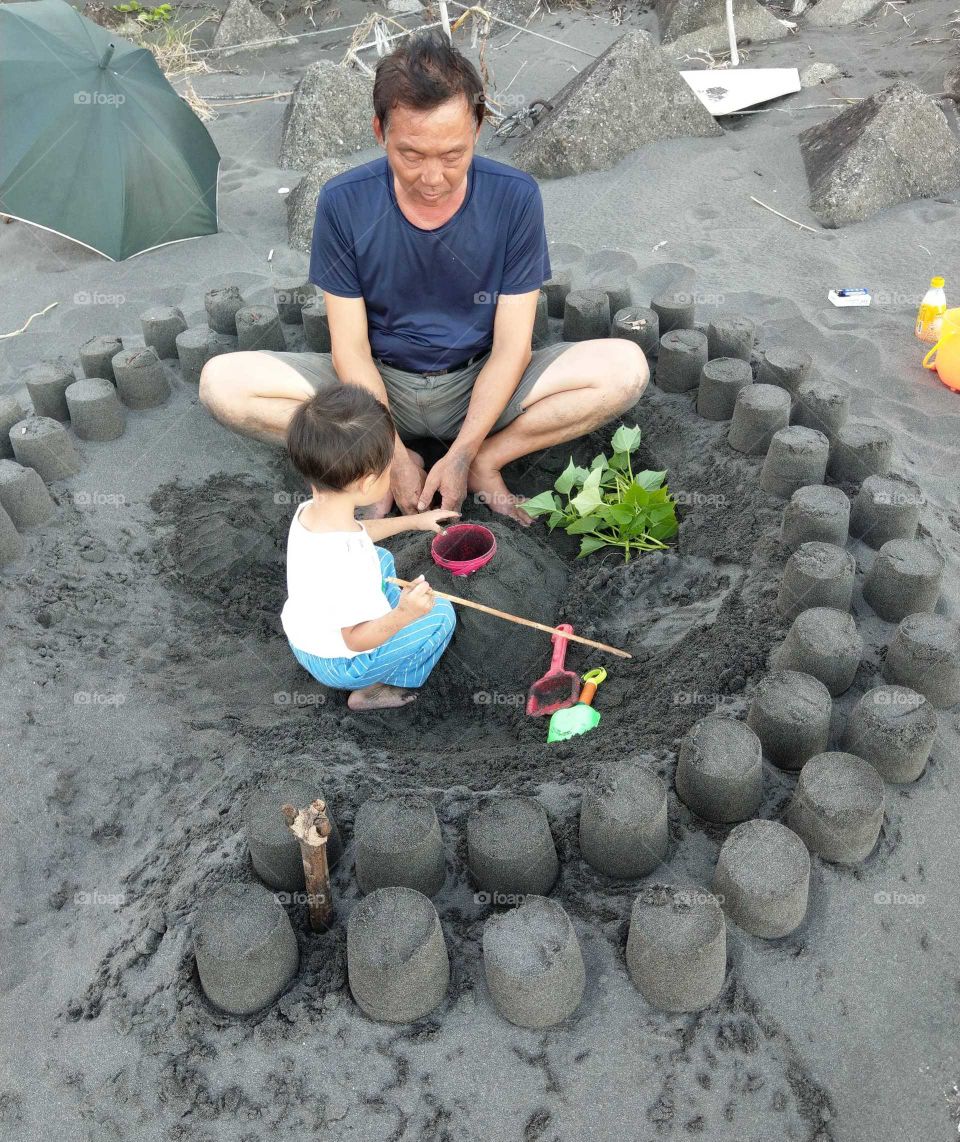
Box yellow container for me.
[915,276,947,342]
[922,307,960,393]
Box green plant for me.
[523,425,679,562]
[114,1,174,25]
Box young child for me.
[281,383,459,711]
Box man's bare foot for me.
[468,465,532,527]
[347,683,418,711]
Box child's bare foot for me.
[347,683,418,711]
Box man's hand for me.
[417,449,473,513]
[391,448,426,515]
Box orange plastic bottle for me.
[915,276,947,342]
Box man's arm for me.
[416,289,539,510]
[325,292,425,514]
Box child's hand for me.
[417,509,461,533]
[397,575,436,621]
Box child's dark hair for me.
[287,383,395,491]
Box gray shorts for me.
[262,343,570,443]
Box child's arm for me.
[362,509,459,542]
[342,576,436,653]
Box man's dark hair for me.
[373,32,485,132]
[287,384,395,492]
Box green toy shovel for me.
[547,668,607,742]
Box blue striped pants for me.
[290,547,456,690]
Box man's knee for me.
[198,354,232,419]
[600,338,649,410]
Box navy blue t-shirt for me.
[308,155,551,373]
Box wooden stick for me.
[386,576,632,659]
[282,799,334,931]
[749,196,818,234]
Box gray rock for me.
[800,62,843,87]
[659,0,790,53]
[805,0,882,27]
[286,158,351,252]
[800,82,960,227]
[211,0,295,56]
[511,31,720,179]
[279,62,376,170]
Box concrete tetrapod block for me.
[205,286,246,335]
[244,779,343,892]
[533,291,549,348]
[354,794,445,898]
[563,290,611,341]
[676,716,763,824]
[176,327,238,385]
[625,884,726,1012]
[286,159,351,252]
[782,485,850,551]
[212,0,295,55]
[883,613,960,709]
[236,306,286,352]
[301,295,331,352]
[273,278,316,324]
[482,897,585,1028]
[712,820,810,939]
[65,379,126,442]
[22,358,75,423]
[194,882,299,1016]
[10,416,81,482]
[747,670,832,771]
[863,539,943,622]
[791,376,850,439]
[79,335,123,383]
[140,306,188,360]
[112,348,170,410]
[579,761,669,878]
[468,796,559,901]
[849,475,923,549]
[278,60,375,170]
[728,384,791,455]
[0,396,27,459]
[542,270,572,317]
[785,751,885,864]
[0,460,55,529]
[841,684,939,783]
[613,307,660,357]
[827,422,893,485]
[760,426,830,499]
[696,357,753,421]
[777,541,856,619]
[347,887,449,1023]
[772,606,863,696]
[656,329,708,393]
[651,292,695,335]
[757,347,813,398]
[658,0,790,53]
[799,82,960,228]
[707,315,755,362]
[0,502,25,567]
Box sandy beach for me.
[1,0,959,1138]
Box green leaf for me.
[578,535,609,557]
[605,503,635,526]
[607,451,632,472]
[547,510,568,530]
[622,483,651,509]
[634,469,667,491]
[554,458,583,496]
[590,452,608,470]
[611,424,642,454]
[649,518,679,541]
[521,490,560,518]
[566,513,602,535]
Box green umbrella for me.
[0,0,219,260]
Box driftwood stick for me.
[282,799,333,931]
[749,195,818,234]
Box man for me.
[199,32,648,525]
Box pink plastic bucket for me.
[431,523,497,576]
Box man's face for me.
[374,95,481,208]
